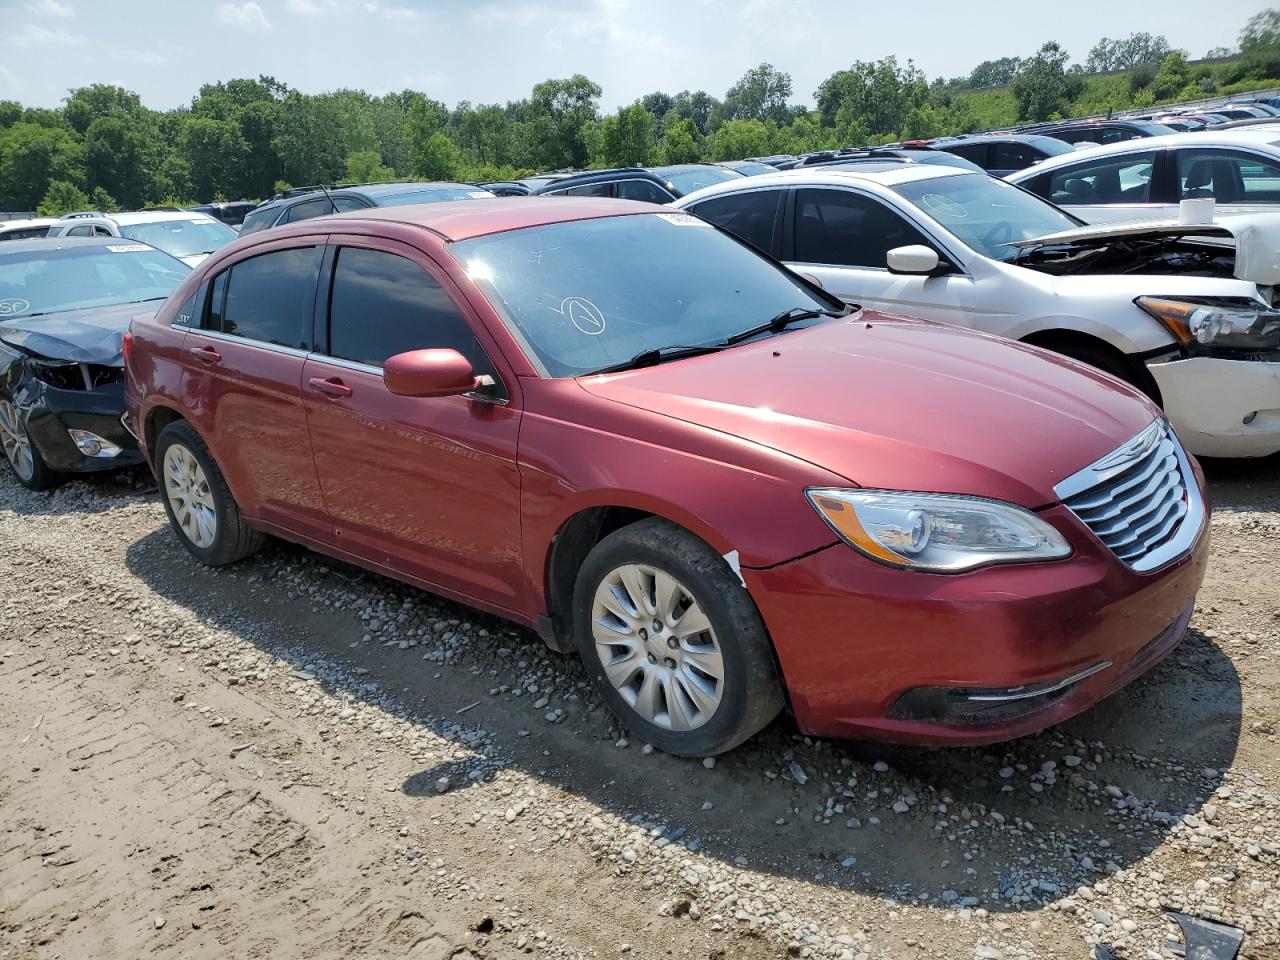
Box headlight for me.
[1136,296,1280,351]
[806,489,1071,573]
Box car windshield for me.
[451,213,837,378]
[0,243,189,319]
[893,174,1082,260]
[118,218,237,259]
[654,166,744,196]
[377,186,494,206]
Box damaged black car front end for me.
[0,238,188,489]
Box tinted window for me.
[565,182,614,197]
[327,247,493,376]
[1048,152,1156,205]
[615,179,674,203]
[68,225,93,237]
[690,190,780,254]
[794,189,931,268]
[332,197,367,212]
[1178,149,1280,202]
[991,142,1042,170]
[946,142,988,164]
[210,246,320,347]
[284,198,334,223]
[0,227,51,241]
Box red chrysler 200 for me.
[124,198,1210,757]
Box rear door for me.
[1029,149,1169,222]
[178,238,331,543]
[1172,146,1280,216]
[300,237,527,612]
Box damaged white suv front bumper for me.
[1148,356,1280,458]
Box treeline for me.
[4,10,1280,213]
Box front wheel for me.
[155,420,265,566]
[0,399,61,490]
[572,518,784,757]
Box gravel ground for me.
[1,457,1277,960]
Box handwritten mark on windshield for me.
[553,296,606,335]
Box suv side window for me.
[285,198,335,223]
[564,182,614,197]
[1177,148,1280,202]
[1047,152,1157,205]
[206,246,321,348]
[946,142,989,165]
[326,246,501,388]
[992,142,1040,170]
[794,188,931,269]
[616,179,673,203]
[331,197,368,212]
[689,190,781,254]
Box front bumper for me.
[743,503,1210,746]
[20,381,144,473]
[1147,356,1280,458]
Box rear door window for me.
[689,189,782,254]
[991,142,1041,170]
[1047,152,1157,205]
[615,179,674,203]
[284,198,334,223]
[946,142,989,165]
[1177,148,1280,202]
[565,182,615,197]
[325,246,499,384]
[793,188,931,268]
[206,246,321,348]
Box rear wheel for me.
[572,518,783,757]
[155,420,264,566]
[0,399,61,491]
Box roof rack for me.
[60,210,107,220]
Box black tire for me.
[572,517,784,757]
[0,399,62,491]
[154,420,265,566]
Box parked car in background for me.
[932,134,1075,176]
[125,197,1206,755]
[715,160,779,176]
[187,201,258,227]
[1007,130,1280,222]
[44,210,239,267]
[0,218,57,241]
[517,172,573,191]
[0,237,189,488]
[531,164,743,201]
[480,181,532,196]
[677,166,1280,458]
[1019,119,1175,146]
[783,148,984,172]
[746,155,796,167]
[239,181,495,235]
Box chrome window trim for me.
[306,353,510,405]
[1054,419,1205,573]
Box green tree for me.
[407,99,461,180]
[64,84,143,135]
[668,90,720,134]
[37,180,91,216]
[90,186,120,213]
[0,101,21,129]
[594,104,654,166]
[656,118,704,163]
[1149,51,1193,101]
[182,118,250,201]
[84,116,155,208]
[967,57,1023,88]
[0,122,85,209]
[708,119,772,161]
[1012,42,1084,121]
[815,57,931,137]
[527,74,602,169]
[723,63,793,124]
[345,149,396,182]
[273,91,346,186]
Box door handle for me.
[188,345,221,365]
[308,376,353,399]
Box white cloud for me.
[125,50,169,65]
[27,0,74,17]
[286,0,323,13]
[363,1,417,20]
[12,23,84,43]
[216,1,271,31]
[469,2,539,27]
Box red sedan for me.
[124,198,1209,756]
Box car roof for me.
[269,196,666,243]
[1006,129,1280,179]
[673,164,971,206]
[0,217,57,231]
[0,236,134,254]
[106,210,224,225]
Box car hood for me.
[1009,213,1280,285]
[178,253,211,268]
[578,314,1157,508]
[0,301,146,364]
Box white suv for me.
[675,163,1280,458]
[48,210,238,267]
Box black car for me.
[480,181,532,196]
[238,181,496,236]
[931,134,1075,176]
[1016,119,1174,145]
[715,160,779,177]
[187,201,258,227]
[531,164,743,202]
[0,238,190,489]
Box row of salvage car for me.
[0,154,1274,757]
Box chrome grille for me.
[1054,420,1204,572]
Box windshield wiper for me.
[590,343,726,375]
[724,305,848,345]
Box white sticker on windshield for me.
[469,191,493,199]
[106,244,151,253]
[552,296,606,335]
[657,212,711,227]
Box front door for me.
[300,239,526,612]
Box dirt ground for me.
[1,455,1277,960]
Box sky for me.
[0,0,1267,112]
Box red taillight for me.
[122,330,134,366]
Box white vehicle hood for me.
[178,253,210,268]
[1009,214,1280,285]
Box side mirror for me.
[886,244,945,276]
[384,348,478,398]
[798,271,824,289]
